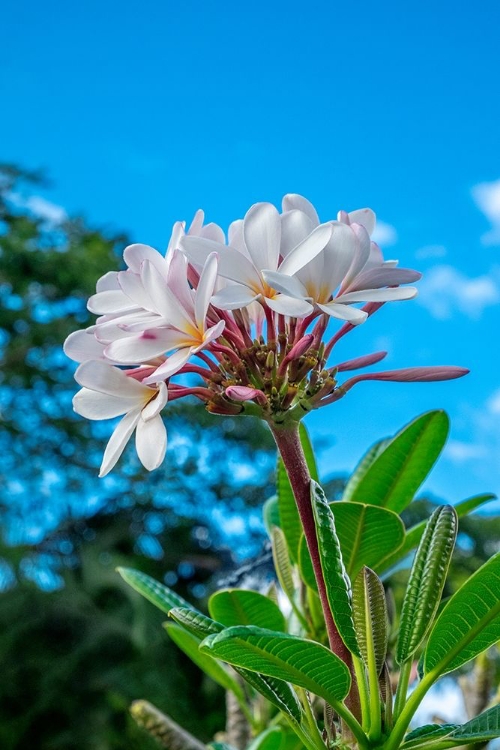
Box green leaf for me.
[209,589,286,631]
[201,626,351,705]
[169,607,222,639]
[271,526,296,602]
[117,567,196,615]
[169,609,302,724]
[165,623,246,701]
[424,550,500,676]
[396,505,457,665]
[310,481,360,657]
[402,724,459,749]
[298,534,317,591]
[342,438,390,502]
[264,495,281,536]
[342,411,449,513]
[352,567,388,675]
[448,704,500,742]
[247,727,302,750]
[379,493,497,574]
[277,424,318,562]
[329,501,405,577]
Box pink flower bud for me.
[343,365,470,392]
[225,385,268,406]
[335,351,388,372]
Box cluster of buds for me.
[64,194,468,476]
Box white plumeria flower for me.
[104,252,225,383]
[73,361,168,476]
[262,194,420,324]
[181,202,333,317]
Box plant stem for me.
[270,420,361,725]
[352,655,371,732]
[382,671,436,750]
[393,660,412,722]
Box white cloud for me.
[417,264,500,319]
[472,178,500,246]
[415,244,447,260]
[372,220,398,247]
[8,192,67,225]
[486,388,500,415]
[445,440,487,462]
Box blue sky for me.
[2,0,500,506]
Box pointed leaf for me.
[449,704,500,742]
[201,626,351,705]
[209,589,286,631]
[247,727,302,750]
[396,505,457,665]
[264,495,281,536]
[424,550,500,676]
[329,501,405,577]
[343,411,449,512]
[277,424,319,562]
[402,724,459,749]
[298,533,317,591]
[165,623,247,701]
[311,481,360,656]
[117,566,197,615]
[342,438,390,501]
[168,609,302,722]
[379,493,497,574]
[271,526,296,602]
[352,567,388,675]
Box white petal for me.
[118,270,154,310]
[348,208,376,235]
[88,289,135,315]
[339,224,372,292]
[167,220,186,254]
[211,284,260,310]
[75,360,148,398]
[182,236,260,288]
[96,271,120,292]
[201,222,225,244]
[141,260,194,330]
[166,250,194,312]
[243,202,281,271]
[195,319,225,350]
[261,270,309,299]
[144,348,193,383]
[346,267,422,292]
[123,243,167,276]
[282,194,320,225]
[99,409,141,476]
[135,415,167,471]
[337,287,418,303]
[73,388,140,419]
[317,302,368,324]
[187,209,204,236]
[141,382,168,420]
[280,210,315,256]
[105,331,173,364]
[266,295,313,317]
[64,330,106,363]
[278,223,333,277]
[195,253,219,329]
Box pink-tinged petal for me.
[144,348,193,383]
[64,330,106,363]
[201,222,225,244]
[166,250,194,313]
[118,270,154,310]
[278,223,333,276]
[135,415,167,471]
[211,284,260,310]
[348,208,376,235]
[167,220,186,254]
[196,319,225,350]
[141,260,194,330]
[261,269,309,299]
[105,331,173,364]
[73,388,140,420]
[335,351,388,372]
[337,287,418,303]
[317,302,368,324]
[123,243,166,275]
[141,382,168,420]
[75,361,148,398]
[282,194,320,225]
[320,222,359,292]
[345,266,422,293]
[99,408,142,476]
[265,294,313,317]
[182,236,260,287]
[280,210,315,256]
[187,209,204,236]
[243,202,281,271]
[341,366,470,392]
[225,386,267,405]
[96,271,120,292]
[195,253,219,329]
[337,210,350,225]
[87,289,135,315]
[339,224,372,293]
[283,334,314,362]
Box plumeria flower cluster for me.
[65,194,468,476]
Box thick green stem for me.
[383,671,436,750]
[393,660,412,723]
[270,420,361,725]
